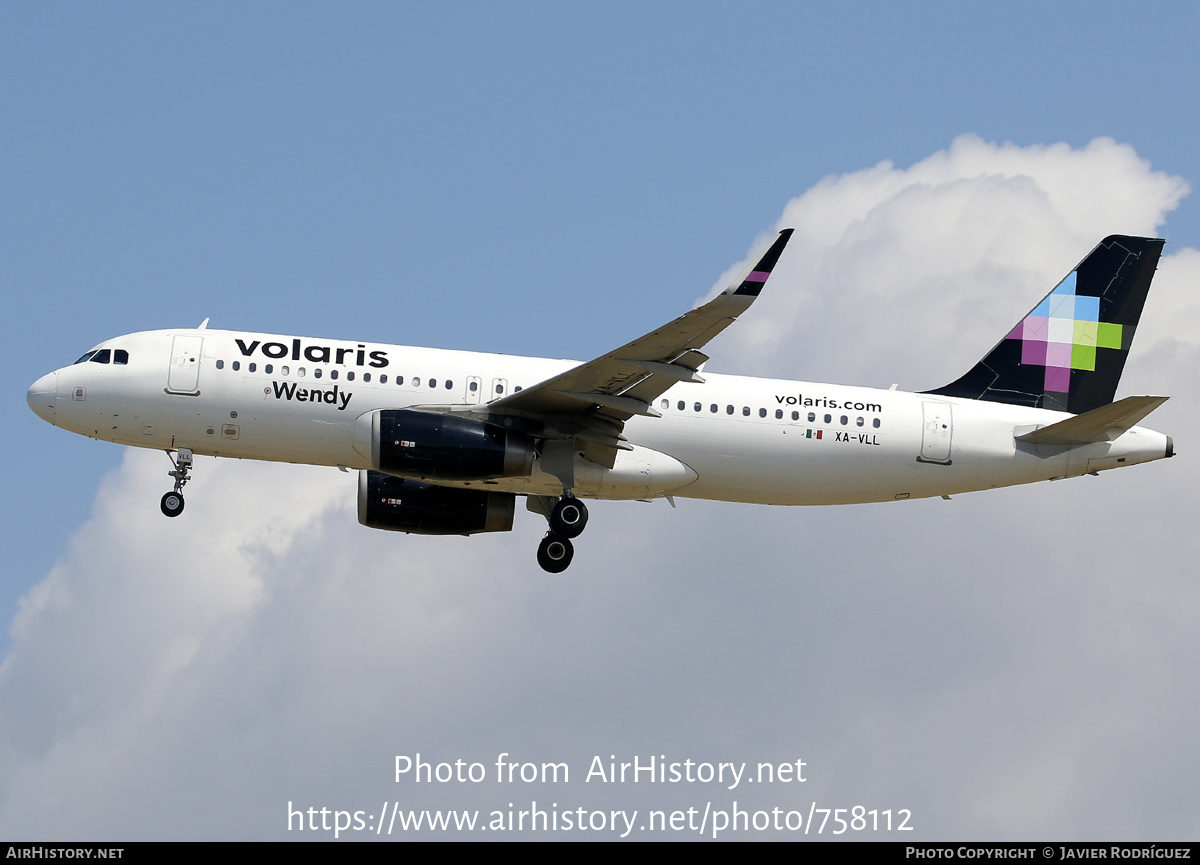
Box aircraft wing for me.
[485,228,793,465]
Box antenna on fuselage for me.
[197,318,210,330]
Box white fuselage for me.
[27,328,1172,505]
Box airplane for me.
[26,232,1174,572]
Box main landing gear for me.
[161,447,193,518]
[536,494,589,574]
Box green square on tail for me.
[1097,322,1123,350]
[1071,343,1097,371]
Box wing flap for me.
[618,359,705,383]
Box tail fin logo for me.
[926,235,1163,414]
[1003,270,1129,397]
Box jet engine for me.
[358,470,516,535]
[353,409,535,480]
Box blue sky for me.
[4,2,1200,839]
[10,1,1200,593]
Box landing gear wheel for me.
[537,533,574,573]
[160,491,185,517]
[549,496,588,538]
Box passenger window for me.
[445,380,452,389]
[265,364,273,374]
[840,415,847,425]
[114,350,129,365]
[298,367,306,377]
[91,349,111,364]
[824,414,831,424]
[873,418,881,428]
[231,360,239,371]
[380,374,388,384]
[661,399,669,409]
[496,384,504,394]
[741,406,749,416]
[281,366,289,376]
[856,417,864,426]
[694,402,701,412]
[216,359,224,369]
[470,381,478,392]
[727,405,734,415]
[347,371,355,381]
[759,408,767,418]
[791,411,799,421]
[396,376,404,385]
[775,409,783,419]
[330,369,338,380]
[412,377,420,387]
[314,368,322,378]
[808,412,816,422]
[514,385,522,392]
[249,363,257,373]
[678,401,685,411]
[428,378,436,388]
[364,373,371,382]
[710,404,718,413]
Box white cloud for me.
[706,134,1189,389]
[4,137,1200,840]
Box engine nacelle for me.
[354,409,535,480]
[358,470,515,535]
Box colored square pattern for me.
[1097,322,1122,349]
[1004,271,1124,393]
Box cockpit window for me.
[74,348,128,365]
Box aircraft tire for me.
[549,496,588,539]
[537,533,573,573]
[161,491,185,518]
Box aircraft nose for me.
[27,372,58,423]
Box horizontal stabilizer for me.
[1015,395,1169,445]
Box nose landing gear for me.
[160,448,193,518]
[160,491,184,517]
[536,494,588,573]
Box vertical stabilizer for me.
[926,235,1164,413]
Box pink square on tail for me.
[1045,342,1072,367]
[1044,366,1070,392]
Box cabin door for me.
[167,336,203,394]
[919,401,953,464]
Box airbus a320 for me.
[27,232,1174,572]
